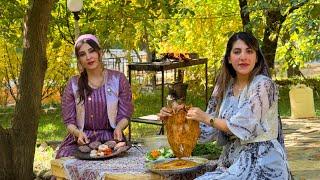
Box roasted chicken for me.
[165,103,200,158]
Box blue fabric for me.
[197,75,290,180]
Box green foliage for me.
[44,42,76,99]
[0,38,22,102]
[1,0,318,106]
[0,0,77,104]
[50,0,187,57]
[0,0,26,44]
[276,1,320,74]
[275,77,320,96]
[145,147,174,161]
[192,141,222,159]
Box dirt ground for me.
[283,118,320,180]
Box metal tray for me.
[74,145,131,160]
[145,157,208,175]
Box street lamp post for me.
[67,0,83,41]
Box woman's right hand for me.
[157,107,173,120]
[77,131,90,145]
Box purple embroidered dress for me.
[56,70,133,158]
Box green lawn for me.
[278,85,320,117]
[0,86,319,143]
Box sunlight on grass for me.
[33,145,55,175]
[37,109,66,143]
[37,123,66,142]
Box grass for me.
[0,85,319,142]
[0,106,14,128]
[278,86,291,117]
[37,108,67,142]
[278,85,320,117]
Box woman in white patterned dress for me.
[158,32,291,179]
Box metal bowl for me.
[145,156,208,175]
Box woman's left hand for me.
[186,107,210,123]
[113,127,123,141]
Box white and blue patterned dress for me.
[196,75,290,180]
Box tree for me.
[238,0,252,33]
[277,2,320,77]
[239,0,310,69]
[0,0,55,179]
[0,42,21,104]
[156,0,243,89]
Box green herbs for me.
[192,142,222,159]
[145,147,174,161]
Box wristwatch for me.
[209,117,216,127]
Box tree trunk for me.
[238,0,252,33]
[287,64,301,77]
[0,1,55,179]
[261,10,285,69]
[260,1,308,70]
[143,25,152,62]
[0,128,13,178]
[237,0,283,69]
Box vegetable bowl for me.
[145,147,174,162]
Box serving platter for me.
[145,156,208,175]
[74,145,131,160]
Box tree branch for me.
[56,24,73,45]
[133,49,143,62]
[4,44,20,98]
[55,4,74,45]
[284,0,309,19]
[3,67,17,102]
[42,72,59,100]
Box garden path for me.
[283,118,320,180]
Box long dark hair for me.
[214,32,270,113]
[74,39,102,103]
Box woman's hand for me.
[157,107,173,120]
[186,107,210,124]
[77,131,90,145]
[113,127,123,141]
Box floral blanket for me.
[62,148,217,180]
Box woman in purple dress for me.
[56,34,133,158]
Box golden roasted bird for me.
[165,103,200,158]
